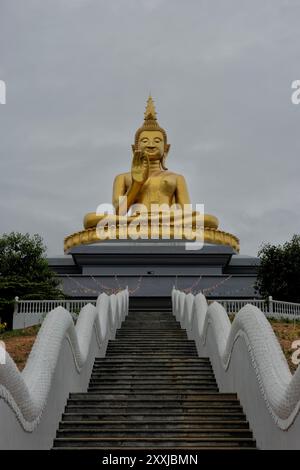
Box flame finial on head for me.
[134,95,168,148]
[144,94,157,121]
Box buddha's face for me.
[138,130,165,161]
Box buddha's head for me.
[133,95,170,169]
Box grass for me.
[0,325,40,340]
[0,325,41,371]
[228,314,300,373]
[268,318,300,373]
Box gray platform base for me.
[49,241,260,299]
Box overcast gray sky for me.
[0,0,299,256]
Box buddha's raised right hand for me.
[131,150,149,184]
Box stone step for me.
[107,342,197,347]
[69,392,237,401]
[120,322,180,324]
[107,340,197,351]
[87,384,217,390]
[121,324,179,326]
[116,327,185,329]
[89,377,217,382]
[67,403,238,410]
[63,411,247,420]
[92,368,211,373]
[59,419,250,429]
[119,327,180,330]
[87,387,219,394]
[111,333,186,336]
[118,327,181,330]
[67,398,239,405]
[123,316,177,319]
[104,357,200,360]
[90,374,216,380]
[105,351,199,355]
[95,356,211,367]
[121,320,179,324]
[107,341,197,353]
[87,388,219,394]
[105,353,199,357]
[107,343,197,347]
[90,372,216,386]
[115,334,189,337]
[124,313,175,316]
[105,354,199,357]
[115,326,186,329]
[53,437,256,448]
[121,324,179,327]
[89,376,216,383]
[94,364,211,368]
[109,340,194,344]
[117,324,183,327]
[88,381,217,387]
[92,366,213,372]
[122,320,178,323]
[128,309,173,311]
[116,329,186,332]
[56,428,253,438]
[120,327,180,330]
[114,338,192,341]
[116,322,186,330]
[89,378,215,384]
[127,311,173,314]
[114,335,189,339]
[127,311,173,313]
[94,357,211,365]
[126,311,173,313]
[105,351,198,355]
[106,346,198,351]
[92,365,213,371]
[104,356,200,359]
[116,328,185,331]
[91,371,213,377]
[114,325,185,328]
[65,403,241,412]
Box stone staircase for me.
[53,308,256,449]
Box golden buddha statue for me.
[112,96,190,216]
[64,96,239,252]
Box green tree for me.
[255,234,300,303]
[0,232,64,327]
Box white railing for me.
[13,298,97,329]
[271,299,300,318]
[211,298,269,314]
[210,296,300,319]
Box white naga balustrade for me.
[0,289,129,450]
[172,288,300,450]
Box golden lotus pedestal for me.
[64,212,239,253]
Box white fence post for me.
[268,296,274,317]
[13,296,19,315]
